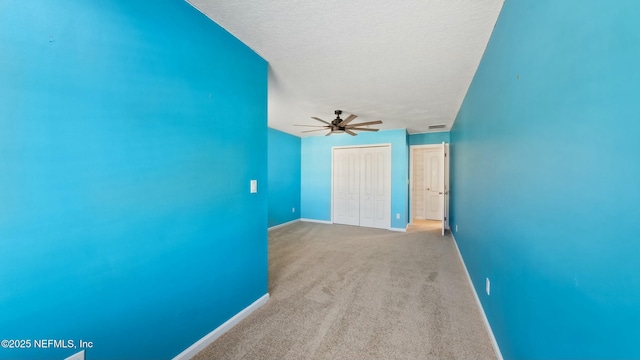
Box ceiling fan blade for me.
[325,131,333,136]
[345,120,382,127]
[344,129,358,136]
[338,114,358,127]
[349,127,379,132]
[302,128,329,133]
[295,124,327,127]
[311,117,331,125]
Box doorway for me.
[410,143,449,234]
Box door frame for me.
[331,143,392,229]
[409,144,449,227]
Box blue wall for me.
[301,129,408,230]
[268,128,301,227]
[0,1,267,359]
[408,131,450,146]
[450,1,640,359]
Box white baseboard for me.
[173,293,270,360]
[300,218,332,225]
[268,219,300,231]
[388,227,407,232]
[451,234,503,360]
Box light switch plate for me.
[250,180,257,193]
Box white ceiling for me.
[186,0,504,137]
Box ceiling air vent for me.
[428,124,447,130]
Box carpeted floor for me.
[193,221,497,360]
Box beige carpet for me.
[193,222,497,360]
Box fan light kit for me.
[295,110,382,136]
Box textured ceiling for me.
[186,0,504,137]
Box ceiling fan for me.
[295,110,382,136]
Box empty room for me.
[2,1,639,360]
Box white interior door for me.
[411,147,442,221]
[412,148,427,220]
[360,149,375,228]
[333,146,391,229]
[410,145,449,228]
[360,146,391,228]
[425,149,443,220]
[333,148,360,226]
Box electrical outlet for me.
[455,225,458,232]
[396,213,400,219]
[486,278,491,296]
[292,207,295,213]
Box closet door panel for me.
[333,148,360,226]
[372,147,391,229]
[360,150,375,228]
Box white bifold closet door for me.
[333,146,391,229]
